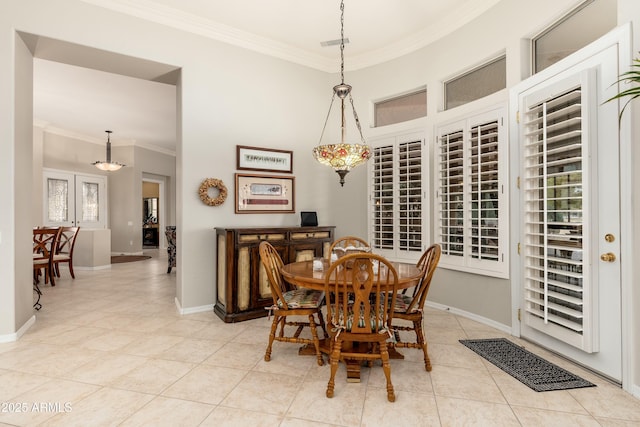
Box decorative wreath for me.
[198,178,228,206]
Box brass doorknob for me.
[600,252,616,262]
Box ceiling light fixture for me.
[92,130,125,172]
[312,0,370,186]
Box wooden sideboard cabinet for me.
[214,226,335,323]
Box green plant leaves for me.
[606,57,640,122]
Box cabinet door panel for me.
[289,242,323,262]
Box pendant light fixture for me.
[92,130,125,172]
[312,0,370,186]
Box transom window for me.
[444,56,506,110]
[532,0,616,73]
[374,89,427,127]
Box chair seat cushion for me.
[334,304,386,332]
[393,294,418,313]
[280,289,324,309]
[52,254,70,261]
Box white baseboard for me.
[630,384,640,399]
[174,297,214,315]
[425,301,512,334]
[0,315,36,343]
[75,265,111,271]
[111,251,144,256]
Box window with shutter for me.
[398,141,423,252]
[435,107,508,278]
[369,133,425,261]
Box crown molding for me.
[33,122,176,157]
[347,0,503,70]
[79,0,501,73]
[79,0,336,72]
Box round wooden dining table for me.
[280,258,422,382]
[280,258,422,291]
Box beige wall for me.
[12,34,36,336]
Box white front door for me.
[74,174,107,229]
[512,37,624,381]
[43,169,107,229]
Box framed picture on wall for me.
[235,173,295,214]
[236,145,293,173]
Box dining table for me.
[280,258,422,382]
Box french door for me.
[43,169,107,229]
[513,42,622,381]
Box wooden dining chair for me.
[33,227,61,287]
[258,241,327,366]
[392,243,441,371]
[328,235,370,255]
[324,252,399,402]
[52,226,80,279]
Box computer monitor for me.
[300,211,318,227]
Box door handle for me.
[600,252,616,262]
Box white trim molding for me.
[0,315,36,343]
[174,297,214,316]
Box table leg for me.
[299,341,407,382]
[388,343,405,359]
[345,360,362,382]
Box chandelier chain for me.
[340,0,345,84]
[317,92,337,145]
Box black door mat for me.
[459,338,596,392]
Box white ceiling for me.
[33,0,502,153]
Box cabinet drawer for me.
[290,231,330,240]
[238,233,287,243]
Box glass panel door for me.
[75,174,106,229]
[43,170,74,227]
[43,169,107,229]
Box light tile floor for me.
[2,250,639,426]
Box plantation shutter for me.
[435,108,508,277]
[371,145,394,250]
[398,140,423,252]
[437,129,465,260]
[521,73,596,352]
[469,121,500,264]
[370,135,424,259]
